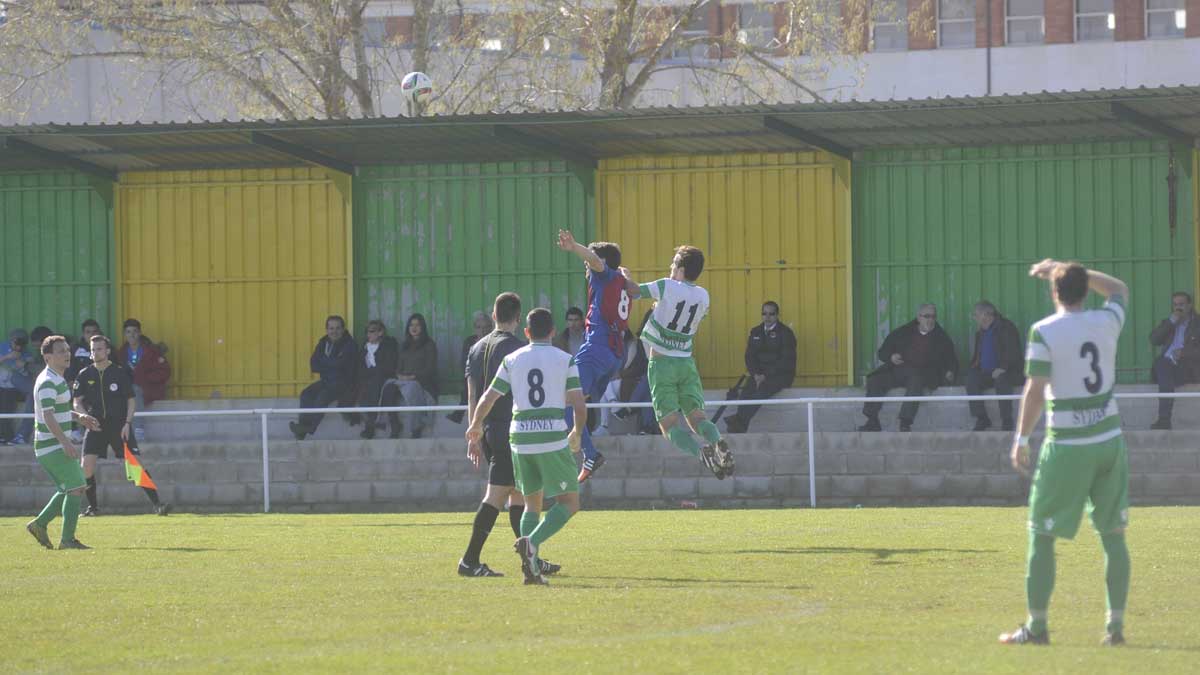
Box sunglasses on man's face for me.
[762,312,777,317]
[919,314,936,319]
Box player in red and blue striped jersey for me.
[556,230,638,482]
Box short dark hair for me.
[30,326,53,344]
[123,318,142,330]
[1172,291,1193,303]
[41,335,67,355]
[762,301,780,315]
[674,245,705,281]
[494,292,522,324]
[589,242,621,270]
[89,334,113,350]
[1053,263,1089,306]
[365,319,386,335]
[974,300,996,315]
[325,315,346,329]
[527,308,554,339]
[81,318,100,332]
[566,306,584,320]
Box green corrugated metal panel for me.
[354,161,594,393]
[853,141,1195,384]
[0,172,113,339]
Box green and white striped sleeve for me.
[638,279,666,301]
[1025,326,1051,378]
[489,358,512,395]
[1102,294,1127,331]
[566,360,581,393]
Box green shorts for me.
[1028,434,1129,539]
[647,355,705,422]
[36,449,86,493]
[513,449,579,498]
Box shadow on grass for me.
[675,546,999,564]
[573,574,810,591]
[347,523,461,528]
[113,547,248,553]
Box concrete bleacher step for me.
[132,384,1200,445]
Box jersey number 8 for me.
[528,369,545,407]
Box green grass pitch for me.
[2,507,1197,672]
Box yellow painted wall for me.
[117,168,352,399]
[598,152,851,389]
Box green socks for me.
[530,503,572,548]
[667,426,701,457]
[1026,533,1056,635]
[696,420,721,445]
[60,494,81,545]
[520,511,539,538]
[1101,532,1130,634]
[35,492,65,528]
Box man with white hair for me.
[859,303,959,432]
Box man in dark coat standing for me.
[965,301,1025,431]
[859,303,958,432]
[289,315,358,440]
[1149,291,1200,430]
[724,301,797,433]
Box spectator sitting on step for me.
[289,315,358,440]
[357,319,401,439]
[447,310,493,424]
[858,303,958,432]
[389,313,438,439]
[965,301,1024,432]
[116,318,172,442]
[1149,291,1200,430]
[724,301,797,434]
[553,306,585,355]
[67,319,101,384]
[0,328,33,445]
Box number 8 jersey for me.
[488,343,582,454]
[638,278,711,358]
[1025,295,1126,445]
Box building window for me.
[737,3,779,49]
[872,0,909,51]
[1076,0,1114,41]
[1007,0,1045,44]
[671,0,715,60]
[1147,0,1186,38]
[938,0,976,47]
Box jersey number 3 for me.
[1080,342,1102,394]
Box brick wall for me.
[1115,0,1146,40]
[1189,0,1200,37]
[5,432,1197,514]
[910,0,938,49]
[1045,0,1076,42]
[975,0,1006,46]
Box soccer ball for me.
[401,71,433,106]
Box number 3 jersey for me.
[488,343,582,454]
[1025,295,1126,445]
[638,278,711,358]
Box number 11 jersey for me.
[489,343,582,455]
[1025,295,1126,445]
[638,278,711,359]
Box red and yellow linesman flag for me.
[123,443,158,490]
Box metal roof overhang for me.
[1,85,1198,176]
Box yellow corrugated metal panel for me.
[598,152,849,389]
[117,167,352,398]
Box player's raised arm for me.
[557,229,605,273]
[619,266,641,299]
[1029,258,1128,302]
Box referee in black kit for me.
[72,334,170,516]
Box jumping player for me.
[556,230,637,482]
[1000,259,1131,646]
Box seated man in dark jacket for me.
[289,315,358,440]
[965,301,1024,431]
[725,301,797,433]
[357,319,401,439]
[1149,291,1200,430]
[859,304,958,432]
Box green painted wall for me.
[853,141,1195,384]
[0,172,113,342]
[354,161,594,394]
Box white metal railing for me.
[3,391,1195,512]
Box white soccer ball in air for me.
[401,71,433,106]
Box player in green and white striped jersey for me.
[1000,260,1131,647]
[25,336,100,550]
[466,308,587,585]
[629,245,733,479]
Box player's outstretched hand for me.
[1028,258,1059,280]
[467,439,483,469]
[618,266,632,279]
[78,414,101,432]
[567,428,582,453]
[557,229,577,251]
[1010,440,1031,477]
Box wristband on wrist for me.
[1016,434,1030,446]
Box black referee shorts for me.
[482,426,514,487]
[83,420,138,459]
